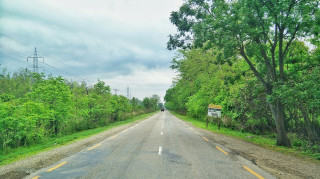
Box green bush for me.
[0,70,157,152]
[292,139,303,147]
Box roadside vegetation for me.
[0,112,156,166]
[165,0,320,159]
[0,69,160,163]
[171,112,320,161]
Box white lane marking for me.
[161,132,163,135]
[158,146,162,155]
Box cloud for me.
[99,66,176,101]
[0,0,183,99]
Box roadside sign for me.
[208,104,221,117]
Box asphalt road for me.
[27,112,275,179]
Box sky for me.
[0,0,183,101]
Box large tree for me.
[168,0,320,147]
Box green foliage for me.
[165,45,320,152]
[143,95,160,112]
[0,68,158,153]
[292,139,303,147]
[0,112,156,166]
[167,0,320,147]
[172,111,320,161]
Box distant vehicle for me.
[161,107,165,112]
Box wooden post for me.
[206,117,209,128]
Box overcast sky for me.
[0,0,183,101]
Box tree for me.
[168,0,320,147]
[27,74,72,135]
[143,95,160,111]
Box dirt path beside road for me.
[1,114,319,179]
[193,125,320,179]
[0,119,143,179]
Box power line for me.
[127,86,130,99]
[0,33,90,81]
[0,45,87,83]
[0,42,89,82]
[0,53,31,70]
[113,88,119,95]
[42,62,89,82]
[27,47,44,73]
[0,33,104,86]
[0,43,27,58]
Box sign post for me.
[207,104,222,129]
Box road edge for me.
[0,112,159,179]
[171,111,320,179]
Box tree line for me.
[165,0,320,151]
[0,68,160,151]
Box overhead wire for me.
[0,53,31,70]
[0,43,27,58]
[0,35,92,83]
[0,33,116,88]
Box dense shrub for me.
[0,70,159,151]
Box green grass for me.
[170,111,320,162]
[0,112,157,166]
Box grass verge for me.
[170,111,320,162]
[0,112,157,166]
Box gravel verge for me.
[0,119,145,179]
[192,124,320,179]
[1,114,319,179]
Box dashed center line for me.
[216,146,228,155]
[243,166,265,179]
[87,143,101,151]
[46,161,67,172]
[202,136,209,141]
[161,131,163,135]
[109,135,118,140]
[158,146,162,155]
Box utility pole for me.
[127,86,130,99]
[113,89,119,95]
[27,47,44,73]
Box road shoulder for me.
[182,119,320,179]
[0,114,156,179]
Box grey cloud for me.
[0,0,182,99]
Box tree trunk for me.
[268,100,291,147]
[298,105,315,144]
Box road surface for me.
[27,112,275,179]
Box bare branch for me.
[253,3,274,47]
[239,45,268,87]
[283,24,300,57]
[284,0,297,24]
[255,38,275,82]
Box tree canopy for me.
[167,0,320,147]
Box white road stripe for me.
[161,132,163,135]
[158,146,162,155]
